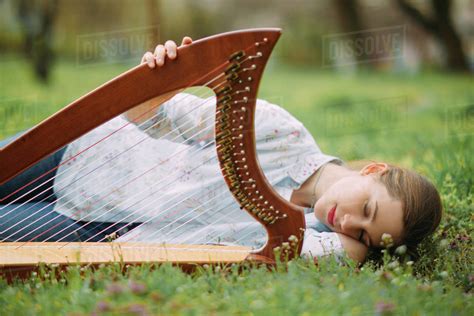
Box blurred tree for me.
[333,0,373,66]
[187,1,218,39]
[147,0,161,44]
[396,0,469,72]
[334,0,364,34]
[16,0,58,83]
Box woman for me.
[0,37,442,263]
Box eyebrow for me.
[372,200,378,223]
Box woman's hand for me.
[124,37,193,124]
[140,36,193,68]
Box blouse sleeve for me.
[160,92,216,145]
[301,229,345,261]
[300,213,345,261]
[120,92,213,142]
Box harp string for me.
[38,140,219,243]
[163,200,258,247]
[118,196,270,251]
[135,192,253,244]
[41,193,237,254]
[54,152,219,245]
[149,198,237,243]
[79,180,228,244]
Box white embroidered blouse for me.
[53,93,345,259]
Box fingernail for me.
[169,52,176,59]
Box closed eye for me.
[359,201,369,243]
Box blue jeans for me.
[0,131,138,242]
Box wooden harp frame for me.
[0,28,306,275]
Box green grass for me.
[0,56,473,315]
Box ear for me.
[360,162,388,176]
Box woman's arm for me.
[123,37,193,125]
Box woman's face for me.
[313,166,404,248]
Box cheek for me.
[314,177,368,220]
[313,181,343,220]
[313,196,327,221]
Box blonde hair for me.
[377,164,443,255]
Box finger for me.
[164,40,177,59]
[181,36,192,46]
[141,51,151,63]
[154,44,166,66]
[142,52,155,68]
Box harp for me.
[0,28,306,277]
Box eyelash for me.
[359,201,369,243]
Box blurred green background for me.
[0,0,472,161]
[0,0,473,314]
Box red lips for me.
[327,205,336,226]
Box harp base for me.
[0,242,258,282]
[0,242,252,266]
